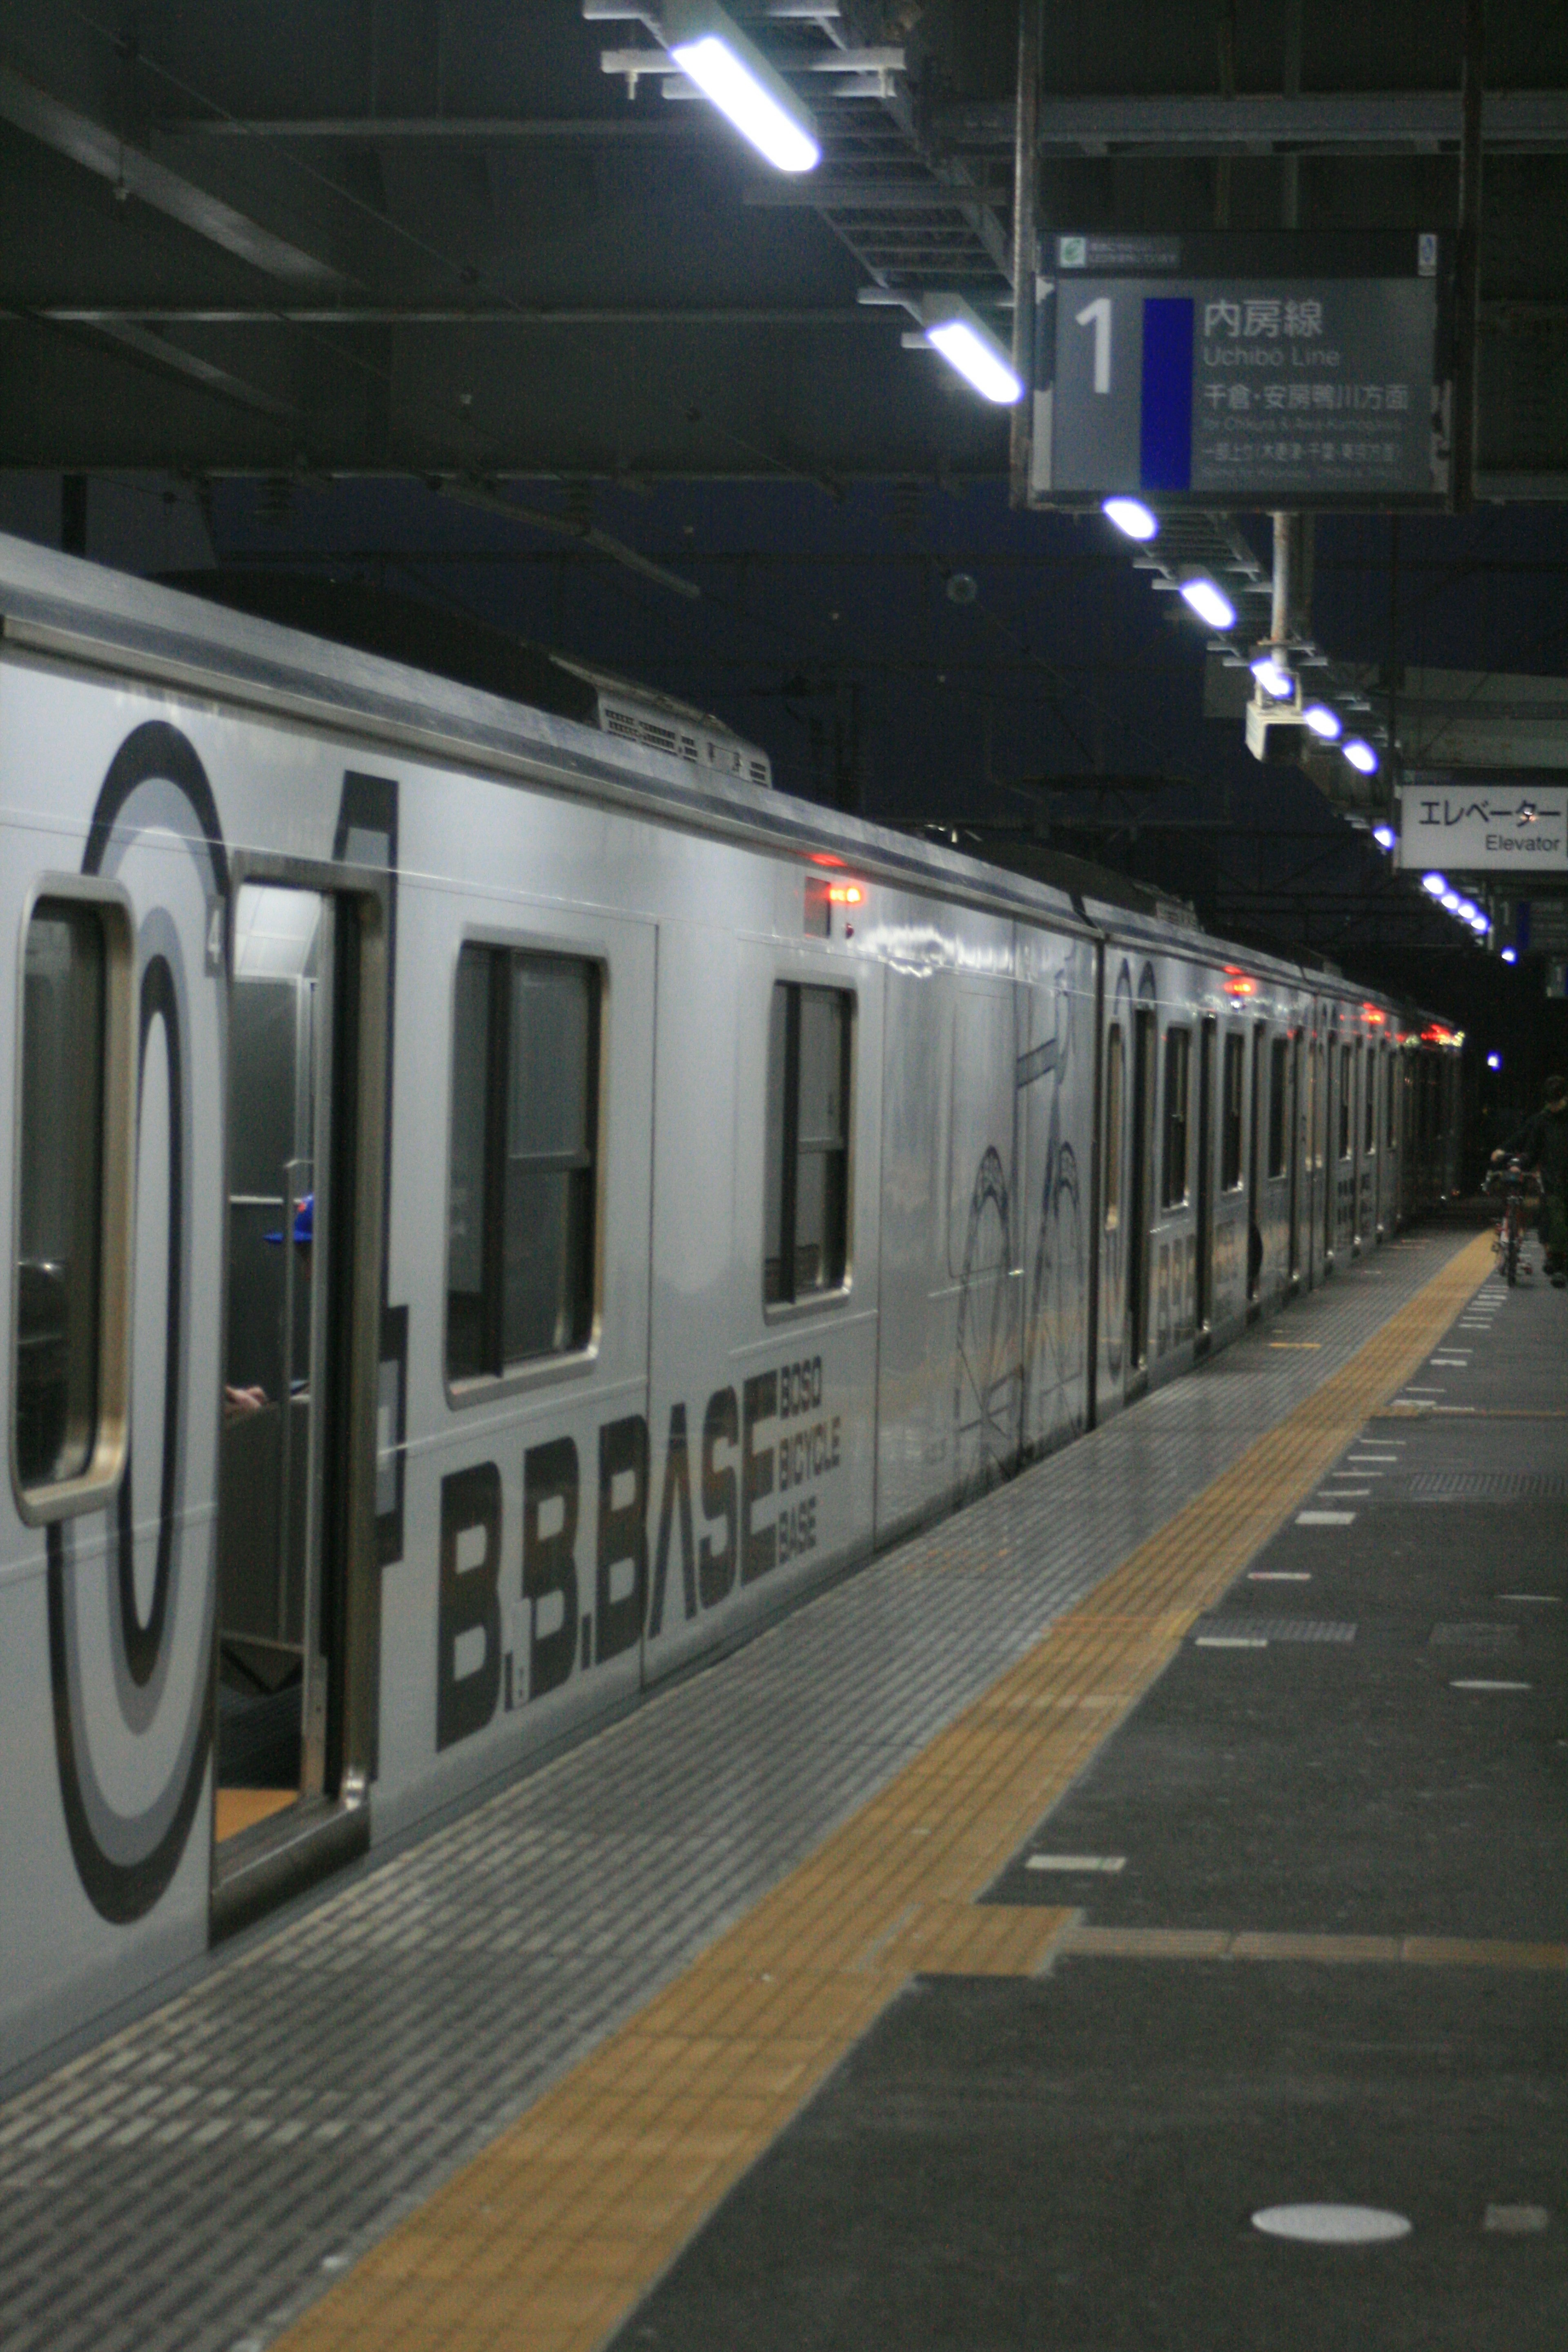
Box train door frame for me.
[1194,1014,1216,1341]
[1245,1022,1264,1309]
[1127,1007,1155,1372]
[1321,1033,1334,1266]
[1297,1030,1307,1289]
[210,853,387,1935]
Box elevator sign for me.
[1028,232,1446,507]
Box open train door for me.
[210,864,386,1934]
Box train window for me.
[1339,1043,1352,1159]
[1267,1037,1288,1177]
[1221,1033,1245,1190]
[764,982,851,1305]
[13,893,131,1512]
[1161,1027,1190,1209]
[446,945,599,1383]
[1104,1025,1124,1229]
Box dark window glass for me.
[764,983,851,1304]
[1267,1037,1288,1177]
[1339,1043,1352,1159]
[446,946,599,1382]
[1161,1028,1190,1209]
[1365,1045,1377,1152]
[1221,1032,1245,1191]
[1104,1025,1124,1228]
[1386,1046,1398,1148]
[16,903,106,1488]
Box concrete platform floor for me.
[4,1225,1559,2352]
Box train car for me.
[0,536,1460,2079]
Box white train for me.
[0,535,1461,2077]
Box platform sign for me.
[1029,232,1446,508]
[1399,773,1568,873]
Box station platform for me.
[3,1223,1564,2352]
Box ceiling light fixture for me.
[1102,497,1158,541]
[1372,824,1396,850]
[1501,946,1518,963]
[1441,889,1462,911]
[662,0,820,174]
[1177,573,1236,632]
[1421,871,1447,895]
[1341,737,1379,775]
[1302,703,1342,740]
[919,294,1023,403]
[1251,651,1294,699]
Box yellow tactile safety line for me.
[282,1229,1494,2352]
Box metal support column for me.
[1008,0,1042,505]
[1453,0,1486,511]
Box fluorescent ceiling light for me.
[920,295,1023,403]
[1421,871,1447,894]
[1487,1051,1503,1069]
[1302,703,1341,740]
[1251,653,1294,699]
[1457,898,1479,923]
[1102,497,1158,541]
[1441,890,1462,911]
[1372,824,1396,850]
[1501,946,1517,962]
[1342,737,1378,774]
[663,2,820,174]
[1178,574,1236,631]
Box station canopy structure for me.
[1,2,1565,495]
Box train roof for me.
[0,530,1415,1015]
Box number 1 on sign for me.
[1075,296,1112,394]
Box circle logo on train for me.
[48,722,229,1922]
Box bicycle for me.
[1483,1158,1541,1285]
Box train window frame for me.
[1220,1031,1245,1192]
[10,877,135,1526]
[764,978,855,1316]
[1267,1036,1288,1179]
[1160,1026,1190,1211]
[1103,1022,1124,1230]
[443,935,606,1402]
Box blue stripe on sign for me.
[1140,297,1194,492]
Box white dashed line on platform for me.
[1196,1636,1270,1648]
[1296,1511,1357,1526]
[1450,1679,1532,1693]
[1249,1571,1311,1581]
[1026,1854,1126,1874]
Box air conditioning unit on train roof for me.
[550,655,772,791]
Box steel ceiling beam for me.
[936,89,1568,157]
[0,62,347,288]
[60,318,299,419]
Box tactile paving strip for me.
[0,1232,1485,2352]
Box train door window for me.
[1161,1027,1190,1209]
[1129,1010,1155,1366]
[1267,1037,1288,1176]
[1338,1042,1352,1160]
[446,945,600,1381]
[1221,1032,1245,1191]
[1386,1045,1398,1148]
[1365,1045,1377,1153]
[13,891,131,1515]
[764,982,851,1305]
[1104,1024,1124,1229]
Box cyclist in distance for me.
[1491,1074,1568,1286]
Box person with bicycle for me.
[1491,1074,1568,1286]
